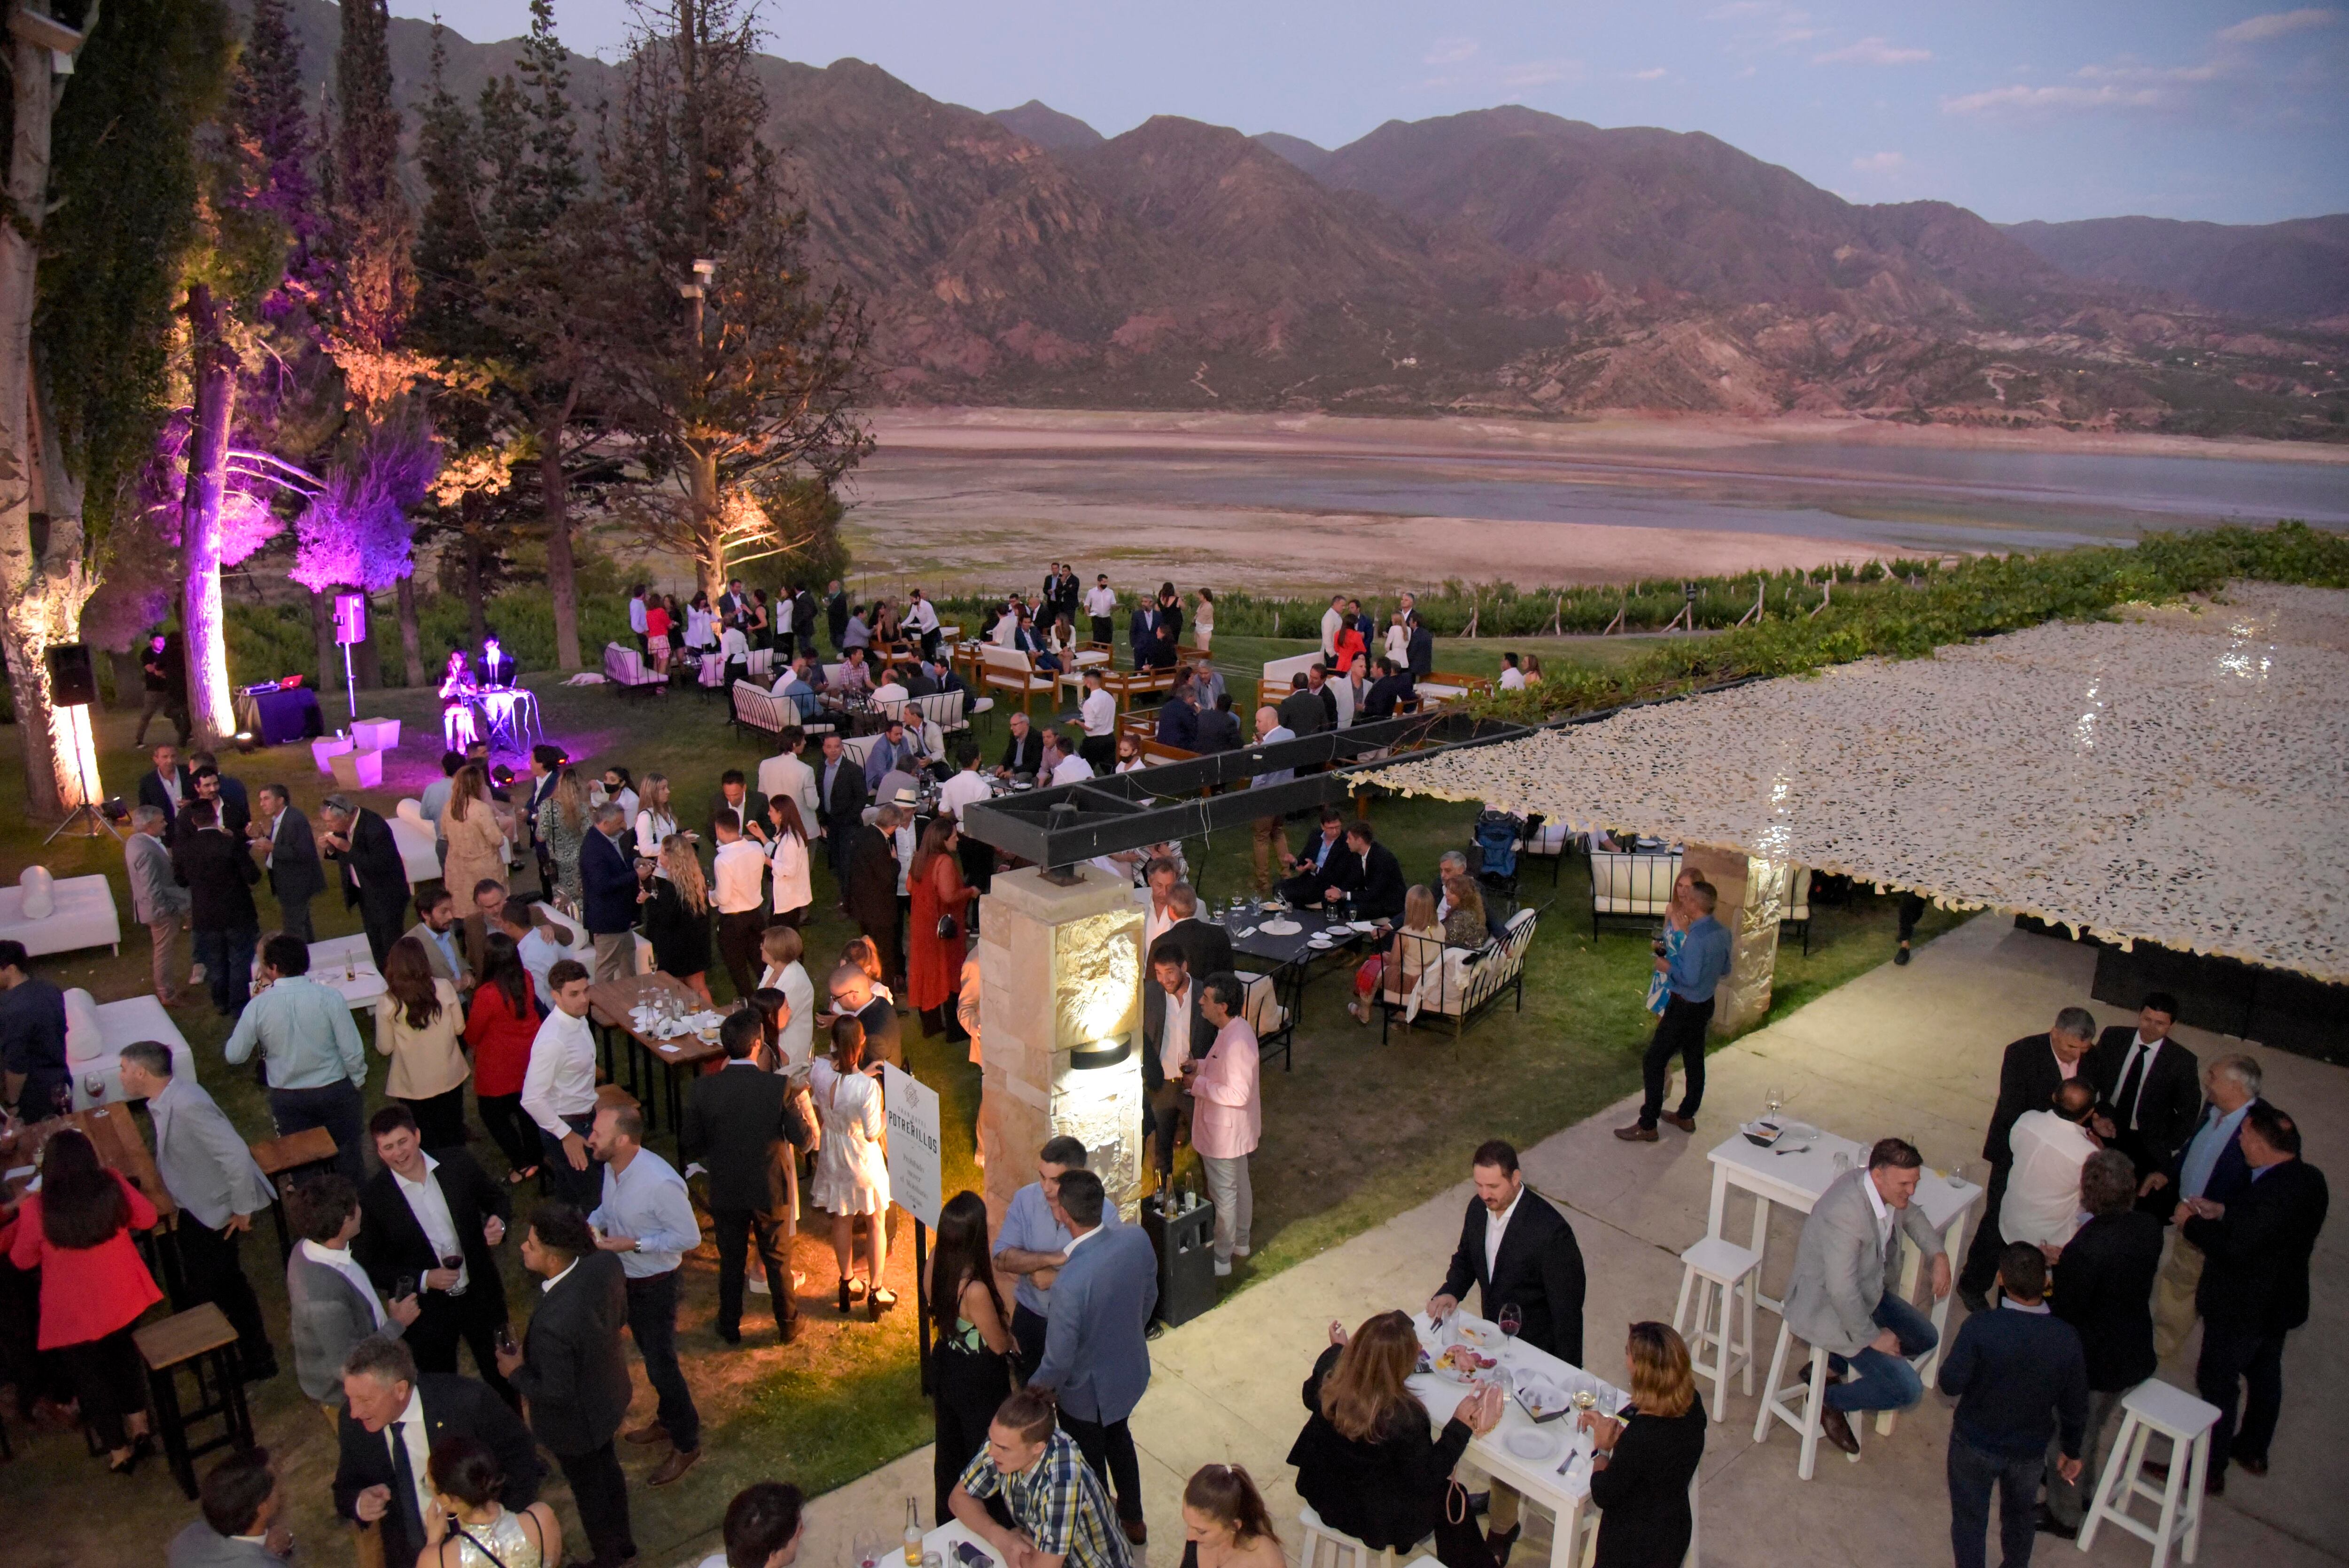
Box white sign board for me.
[882,1063,943,1229]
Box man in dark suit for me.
[1305,666,1340,731]
[497,1203,637,1568]
[709,769,768,844]
[2180,1103,2329,1490]
[354,1105,516,1407]
[1936,1243,2089,1568]
[579,803,639,983]
[1194,692,1244,753]
[1959,1007,2098,1311]
[1141,939,1217,1188]
[137,742,194,826]
[1363,658,1416,719]
[2044,1149,2164,1535]
[824,579,849,653]
[1030,1169,1159,1543]
[523,744,566,896]
[1336,821,1406,920]
[815,733,871,881]
[825,964,904,1068]
[1276,810,1355,908]
[844,806,906,993]
[1277,672,1326,737]
[1127,600,1164,672]
[794,584,821,659]
[682,1011,804,1345]
[172,799,263,1018]
[1155,683,1201,751]
[333,1335,542,1568]
[249,784,326,943]
[1427,1139,1585,1561]
[1162,885,1234,981]
[2085,992,2201,1217]
[180,757,251,839]
[996,712,1046,779]
[1406,621,1434,682]
[318,794,412,969]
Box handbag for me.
[936,912,960,941]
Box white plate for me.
[1504,1428,1556,1461]
[1347,920,1378,932]
[1259,919,1302,936]
[1780,1121,1820,1141]
[1307,937,1334,950]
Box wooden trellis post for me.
[1735,577,1766,627]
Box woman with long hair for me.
[440,765,508,907]
[763,796,814,926]
[644,596,673,674]
[633,773,679,858]
[1520,652,1544,685]
[907,817,975,1037]
[419,1433,564,1568]
[1287,1311,1503,1568]
[926,1189,1013,1522]
[685,590,715,653]
[1114,734,1146,774]
[840,935,894,1004]
[375,936,470,1146]
[1439,872,1489,950]
[640,833,713,1003]
[7,1128,161,1472]
[1350,884,1444,1025]
[1332,616,1367,676]
[1584,1322,1706,1568]
[538,767,589,910]
[1192,589,1216,654]
[756,926,817,1072]
[808,1017,893,1319]
[1643,867,1697,1019]
[465,933,542,1183]
[749,588,772,652]
[1181,1464,1283,1568]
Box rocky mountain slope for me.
[269,0,2348,437]
[2004,215,2349,326]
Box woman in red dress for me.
[465,933,543,1185]
[906,816,976,1037]
[8,1127,162,1472]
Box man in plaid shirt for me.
[949,1387,1130,1568]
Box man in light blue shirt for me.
[1248,708,1297,894]
[225,932,369,1180]
[993,1135,1120,1374]
[587,1102,703,1479]
[2150,1052,2263,1361]
[419,753,462,865]
[1619,877,1733,1142]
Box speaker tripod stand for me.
[43,699,120,844]
[44,799,120,844]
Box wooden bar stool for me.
[2077,1379,2220,1568]
[1671,1236,1760,1421]
[135,1303,256,1499]
[249,1127,341,1262]
[1753,1318,1859,1480]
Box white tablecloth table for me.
[1405,1312,1629,1568]
[920,1518,999,1568]
[305,933,387,1011]
[1704,1129,1983,1432]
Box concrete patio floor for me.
[784,914,2346,1568]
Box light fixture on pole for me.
[334,592,366,722]
[42,642,117,843]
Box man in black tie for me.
[333,1335,541,1568]
[2179,1103,2329,1491]
[1959,1006,2097,1312]
[2086,992,2201,1217]
[681,1011,806,1345]
[497,1203,638,1568]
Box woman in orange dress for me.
[906,816,976,1037]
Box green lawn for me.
[0,657,1948,1566]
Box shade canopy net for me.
[1378,583,2349,984]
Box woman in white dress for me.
[762,796,814,926]
[633,772,679,858]
[756,924,817,1073]
[418,1434,563,1568]
[809,1015,894,1319]
[1194,588,1216,653]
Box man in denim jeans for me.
[1781,1136,1951,1456]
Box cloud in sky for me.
[1424,37,1479,67]
[1851,151,1906,171]
[2217,8,2338,43]
[1815,36,1932,66]
[1943,82,2163,115]
[1627,66,1668,80]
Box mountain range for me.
[272,1,2348,438]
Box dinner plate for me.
[1504,1429,1557,1461]
[1258,919,1302,936]
[1307,936,1334,950]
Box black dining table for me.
[1209,900,1380,1033]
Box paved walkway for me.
[786,915,2346,1568]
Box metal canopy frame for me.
[960,709,1533,869]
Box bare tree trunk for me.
[691,448,724,600]
[179,282,238,741]
[312,588,340,699]
[395,573,424,686]
[540,410,580,669]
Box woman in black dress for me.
[1287,1311,1503,1568]
[1179,1464,1284,1568]
[1582,1321,1707,1568]
[926,1191,1013,1524]
[638,833,714,1004]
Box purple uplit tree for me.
[288,418,437,604]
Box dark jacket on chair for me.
[329,807,410,921]
[2184,1157,2329,1335]
[1288,1341,1474,1553]
[172,825,262,932]
[2050,1210,2163,1390]
[1436,1187,1586,1365]
[1587,1398,1707,1568]
[578,826,638,937]
[511,1249,631,1456]
[352,1149,513,1325]
[682,1061,804,1214]
[333,1372,542,1568]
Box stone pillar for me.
[1682,843,1787,1035]
[976,866,1146,1239]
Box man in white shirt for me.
[1084,575,1118,646]
[2003,1079,2103,1255]
[1498,653,1525,691]
[936,743,992,825]
[1050,736,1095,787]
[1320,594,1346,660]
[522,961,603,1207]
[1078,668,1118,771]
[871,667,910,707]
[628,587,649,655]
[757,726,822,835]
[903,590,941,657]
[1249,707,1297,893]
[711,810,770,1002]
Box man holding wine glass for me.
[354,1104,518,1409]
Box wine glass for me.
[1497,1303,1522,1344]
[853,1531,883,1568]
[440,1252,466,1295]
[1764,1085,1785,1123]
[394,1273,419,1302]
[49,1081,72,1120]
[83,1071,107,1104]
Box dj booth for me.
[235,683,325,746]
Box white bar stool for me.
[1297,1506,1396,1568]
[2077,1379,2219,1568]
[1671,1236,1760,1420]
[1753,1319,1859,1480]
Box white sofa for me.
[391,799,444,886]
[1588,849,1684,937]
[0,868,121,957]
[66,988,196,1110]
[604,642,665,694]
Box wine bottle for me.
[903,1498,923,1564]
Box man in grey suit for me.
[119,1042,280,1382]
[1781,1136,1950,1456]
[124,805,193,1004]
[285,1174,420,1408]
[1029,1168,1159,1544]
[166,1446,294,1568]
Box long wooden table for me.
[587,974,728,1143]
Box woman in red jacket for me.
[464,934,543,1185]
[8,1128,162,1472]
